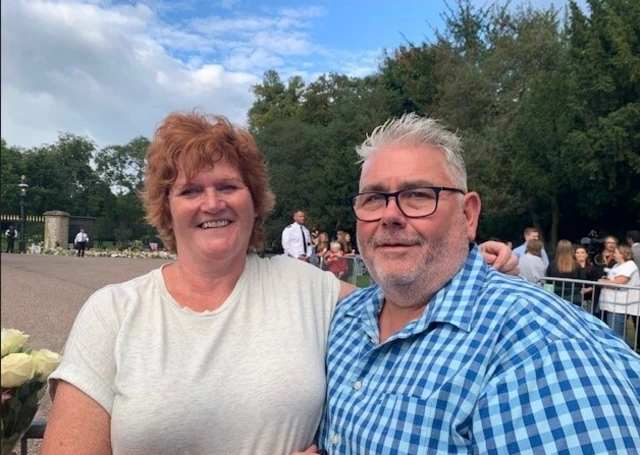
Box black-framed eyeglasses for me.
[348,186,466,222]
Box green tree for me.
[20,133,101,216]
[565,0,640,228]
[0,139,26,215]
[254,73,400,244]
[95,136,150,194]
[248,70,304,131]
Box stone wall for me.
[43,211,70,250]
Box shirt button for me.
[353,380,362,390]
[332,434,341,445]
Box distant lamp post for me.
[18,175,29,254]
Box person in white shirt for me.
[627,230,640,270]
[281,210,313,262]
[73,228,89,257]
[598,244,640,344]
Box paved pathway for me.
[1,253,172,453]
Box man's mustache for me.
[370,235,422,247]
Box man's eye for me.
[405,190,433,199]
[362,193,385,204]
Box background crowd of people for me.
[512,228,640,349]
[281,210,358,278]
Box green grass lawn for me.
[355,274,373,288]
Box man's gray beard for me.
[360,220,469,307]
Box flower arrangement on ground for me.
[1,329,61,455]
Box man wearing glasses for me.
[307,114,640,455]
[595,235,618,270]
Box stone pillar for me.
[43,211,70,250]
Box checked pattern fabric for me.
[318,246,640,455]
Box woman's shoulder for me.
[248,254,326,276]
[73,267,164,331]
[570,261,583,278]
[246,254,340,296]
[87,267,163,307]
[620,260,640,275]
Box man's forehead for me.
[359,178,438,192]
[359,145,446,188]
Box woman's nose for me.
[202,188,224,211]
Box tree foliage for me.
[1,0,638,250]
[249,0,639,246]
[95,136,150,194]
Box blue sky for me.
[1,0,584,149]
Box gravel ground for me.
[1,252,173,454]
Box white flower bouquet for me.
[1,329,61,455]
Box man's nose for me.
[379,196,406,226]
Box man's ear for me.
[463,192,481,242]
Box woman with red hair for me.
[42,111,516,455]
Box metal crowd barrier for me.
[539,276,640,352]
[316,255,373,288]
[18,420,46,454]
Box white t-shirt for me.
[49,254,341,455]
[599,260,640,315]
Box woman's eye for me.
[180,188,200,196]
[218,184,238,193]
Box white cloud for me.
[0,0,378,149]
[223,48,284,72]
[279,6,326,20]
[250,31,314,55]
[0,0,259,148]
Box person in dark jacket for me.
[546,240,584,306]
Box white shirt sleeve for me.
[612,261,638,280]
[282,226,295,257]
[48,287,119,413]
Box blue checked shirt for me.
[318,246,640,454]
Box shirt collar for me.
[345,245,489,339]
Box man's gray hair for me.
[356,113,468,191]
